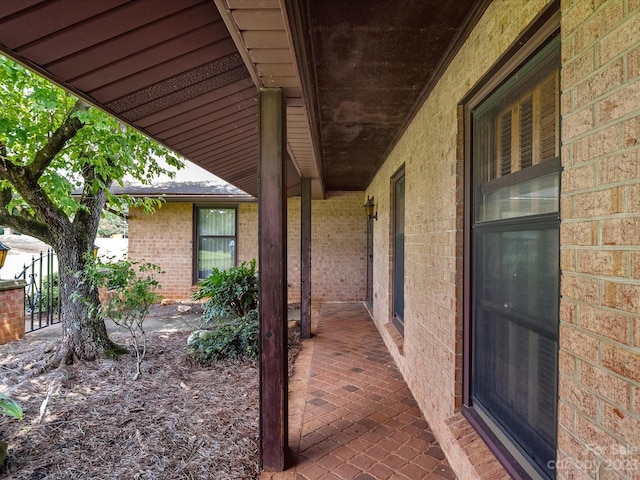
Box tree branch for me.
[29,100,89,180]
[0,186,10,207]
[0,212,50,242]
[0,103,89,242]
[73,160,112,250]
[0,187,50,242]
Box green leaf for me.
[0,394,24,420]
[192,259,258,322]
[0,53,186,230]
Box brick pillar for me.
[0,279,27,345]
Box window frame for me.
[391,166,406,335]
[192,205,238,284]
[461,5,561,480]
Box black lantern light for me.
[0,241,10,276]
[363,196,377,221]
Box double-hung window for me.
[194,207,237,281]
[465,32,560,480]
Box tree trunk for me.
[57,266,117,363]
[51,231,123,365]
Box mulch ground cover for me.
[0,306,301,480]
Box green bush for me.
[41,272,59,312]
[192,259,258,324]
[188,311,259,363]
[189,259,259,363]
[80,257,163,379]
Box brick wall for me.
[128,203,195,301]
[363,0,640,479]
[240,192,367,302]
[129,191,366,303]
[237,202,259,266]
[238,192,367,302]
[368,1,560,476]
[0,281,26,345]
[309,191,367,302]
[559,2,640,479]
[364,1,640,479]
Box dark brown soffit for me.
[292,0,492,191]
[0,0,300,197]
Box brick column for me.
[0,279,27,345]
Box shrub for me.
[192,259,258,324]
[188,310,259,363]
[101,261,163,379]
[41,272,59,312]
[189,259,259,363]
[81,257,163,379]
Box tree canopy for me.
[0,55,183,243]
[0,54,184,364]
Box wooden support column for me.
[300,177,312,339]
[258,88,288,472]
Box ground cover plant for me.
[187,311,259,364]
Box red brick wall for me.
[0,282,25,345]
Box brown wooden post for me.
[258,87,288,471]
[300,177,312,339]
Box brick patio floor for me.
[262,302,457,480]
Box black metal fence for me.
[16,250,61,333]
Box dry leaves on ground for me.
[0,322,301,480]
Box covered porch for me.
[0,1,486,472]
[3,2,639,479]
[264,302,465,480]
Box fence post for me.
[0,279,28,345]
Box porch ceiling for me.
[0,0,486,198]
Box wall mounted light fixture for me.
[363,196,377,221]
